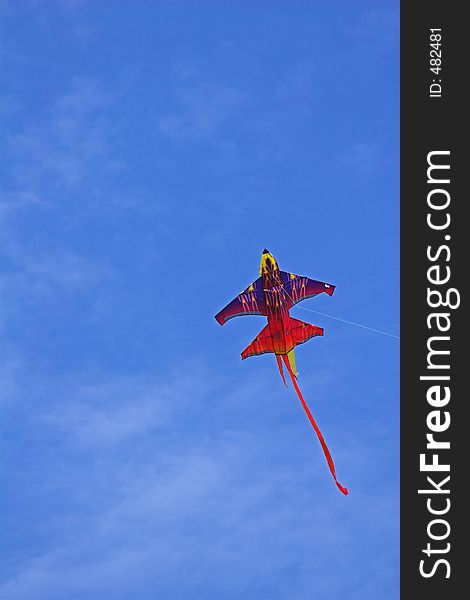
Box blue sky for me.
[1,2,399,599]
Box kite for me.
[215,249,348,495]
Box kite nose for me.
[263,248,269,254]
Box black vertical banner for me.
[401,3,465,599]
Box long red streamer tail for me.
[276,355,288,387]
[282,355,348,496]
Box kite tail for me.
[276,355,288,387]
[281,354,348,496]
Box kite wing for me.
[215,277,266,325]
[280,271,335,308]
[290,317,324,346]
[241,324,273,359]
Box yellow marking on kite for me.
[290,273,296,280]
[259,251,279,276]
[288,349,297,376]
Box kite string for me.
[294,305,400,339]
[280,284,400,340]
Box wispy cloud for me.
[1,74,163,332]
[154,72,248,145]
[0,245,114,331]
[1,357,398,599]
[336,141,381,180]
[7,77,122,189]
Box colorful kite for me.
[215,249,348,495]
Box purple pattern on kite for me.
[215,277,266,325]
[279,272,335,309]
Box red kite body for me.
[215,250,348,495]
